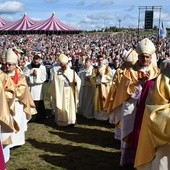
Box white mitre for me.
[58,54,69,64]
[136,38,156,56]
[124,48,138,64]
[6,48,18,64]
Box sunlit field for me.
[6,82,122,170]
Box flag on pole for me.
[159,22,167,39]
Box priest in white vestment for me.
[23,54,47,122]
[51,54,81,126]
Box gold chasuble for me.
[0,76,15,132]
[91,65,113,112]
[13,69,37,120]
[104,68,124,114]
[0,70,16,145]
[0,70,15,115]
[135,73,170,168]
[105,62,159,114]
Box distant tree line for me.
[86,25,170,37]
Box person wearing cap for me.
[4,48,37,151]
[50,54,81,127]
[135,59,170,170]
[105,38,160,168]
[23,54,47,122]
[90,54,113,121]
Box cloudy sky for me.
[0,0,170,30]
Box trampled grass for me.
[6,83,121,170]
[6,115,121,170]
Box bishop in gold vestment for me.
[135,59,170,170]
[104,38,160,167]
[4,48,37,159]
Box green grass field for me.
[7,115,121,170]
[6,82,121,170]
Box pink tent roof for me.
[28,13,78,31]
[0,13,37,31]
[0,12,80,33]
[0,17,10,28]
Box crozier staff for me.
[50,54,81,127]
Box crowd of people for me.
[0,31,170,170]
